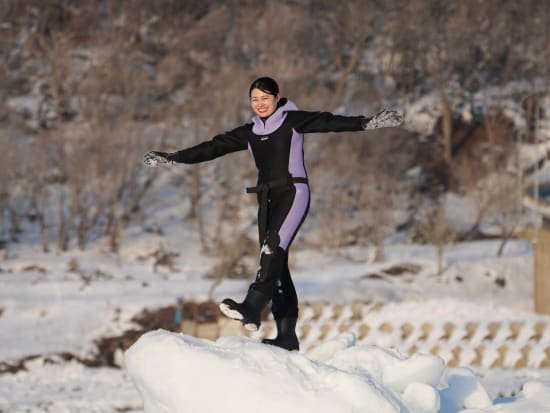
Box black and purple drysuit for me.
[169,98,365,321]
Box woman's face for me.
[250,88,280,118]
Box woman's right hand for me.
[143,151,175,167]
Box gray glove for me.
[143,151,175,167]
[362,109,403,130]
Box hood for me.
[251,98,298,135]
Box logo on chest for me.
[260,135,269,141]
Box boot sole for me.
[219,303,243,320]
[219,304,259,332]
[262,339,299,351]
[243,322,259,332]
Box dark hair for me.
[249,77,279,97]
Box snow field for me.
[0,357,142,413]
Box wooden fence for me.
[534,219,550,314]
[175,301,550,369]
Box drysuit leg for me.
[220,183,308,333]
[270,252,299,320]
[249,183,309,304]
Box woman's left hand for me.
[362,110,403,130]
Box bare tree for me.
[307,0,380,109]
[0,136,16,251]
[414,196,456,277]
[480,169,524,257]
[362,171,399,262]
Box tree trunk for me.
[109,218,121,253]
[436,242,444,277]
[497,225,515,257]
[188,166,208,253]
[9,207,20,242]
[56,197,70,252]
[436,84,453,166]
[330,45,361,109]
[38,213,50,253]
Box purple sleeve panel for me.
[278,183,310,251]
[288,129,307,179]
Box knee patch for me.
[261,231,280,255]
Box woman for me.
[144,77,403,350]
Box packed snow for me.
[125,329,550,413]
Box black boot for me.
[262,317,299,351]
[219,289,269,332]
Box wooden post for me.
[534,218,550,315]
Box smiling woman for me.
[143,76,403,351]
[249,77,281,118]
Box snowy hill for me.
[125,329,550,413]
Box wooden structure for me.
[168,301,550,369]
[534,217,550,315]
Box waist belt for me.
[246,176,308,242]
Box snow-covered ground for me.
[2,206,550,412]
[125,330,550,413]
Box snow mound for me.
[125,330,550,413]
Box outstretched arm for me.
[143,125,250,167]
[290,111,365,134]
[290,109,403,134]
